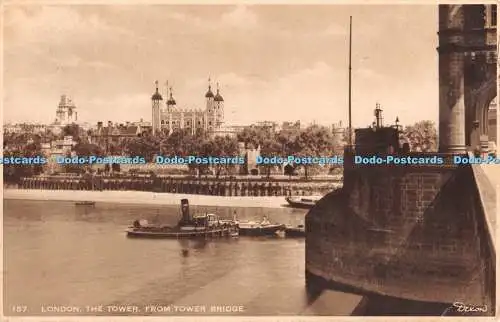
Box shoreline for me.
[3,189,290,208]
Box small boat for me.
[237,217,286,236]
[126,199,239,239]
[285,196,322,209]
[285,224,305,237]
[75,201,96,206]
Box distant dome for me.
[214,90,224,102]
[167,96,176,105]
[205,88,214,98]
[151,80,163,100]
[167,87,176,105]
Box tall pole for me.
[348,16,352,147]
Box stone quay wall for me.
[306,153,495,310]
[16,176,341,197]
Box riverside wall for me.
[305,153,495,313]
[13,176,340,197]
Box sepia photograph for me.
[1,1,498,318]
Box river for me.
[4,199,318,316]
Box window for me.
[209,122,212,125]
[464,5,486,29]
[187,121,191,126]
[492,5,497,26]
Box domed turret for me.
[167,87,176,105]
[214,83,224,102]
[205,77,214,98]
[151,80,163,101]
[205,85,214,98]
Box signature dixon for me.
[450,302,488,314]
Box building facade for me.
[151,79,225,136]
[54,95,78,126]
[89,121,149,153]
[41,136,77,174]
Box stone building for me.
[89,121,149,153]
[238,142,261,175]
[41,136,77,174]
[48,95,78,135]
[280,120,301,132]
[151,79,225,136]
[54,95,77,125]
[331,121,346,148]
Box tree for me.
[3,148,44,183]
[237,126,270,149]
[201,135,239,178]
[277,126,301,155]
[291,125,335,179]
[124,135,159,162]
[259,135,283,178]
[164,129,192,156]
[74,142,103,157]
[61,124,82,141]
[403,120,437,152]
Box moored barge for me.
[285,224,305,237]
[75,201,96,206]
[237,217,286,236]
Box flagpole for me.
[348,16,353,147]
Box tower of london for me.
[151,78,225,135]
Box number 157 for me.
[12,306,27,313]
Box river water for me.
[3,199,320,316]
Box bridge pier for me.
[438,5,467,154]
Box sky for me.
[3,4,439,127]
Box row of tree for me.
[3,120,438,181]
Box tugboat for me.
[237,216,286,236]
[126,199,239,239]
[285,195,322,209]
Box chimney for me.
[97,122,103,129]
